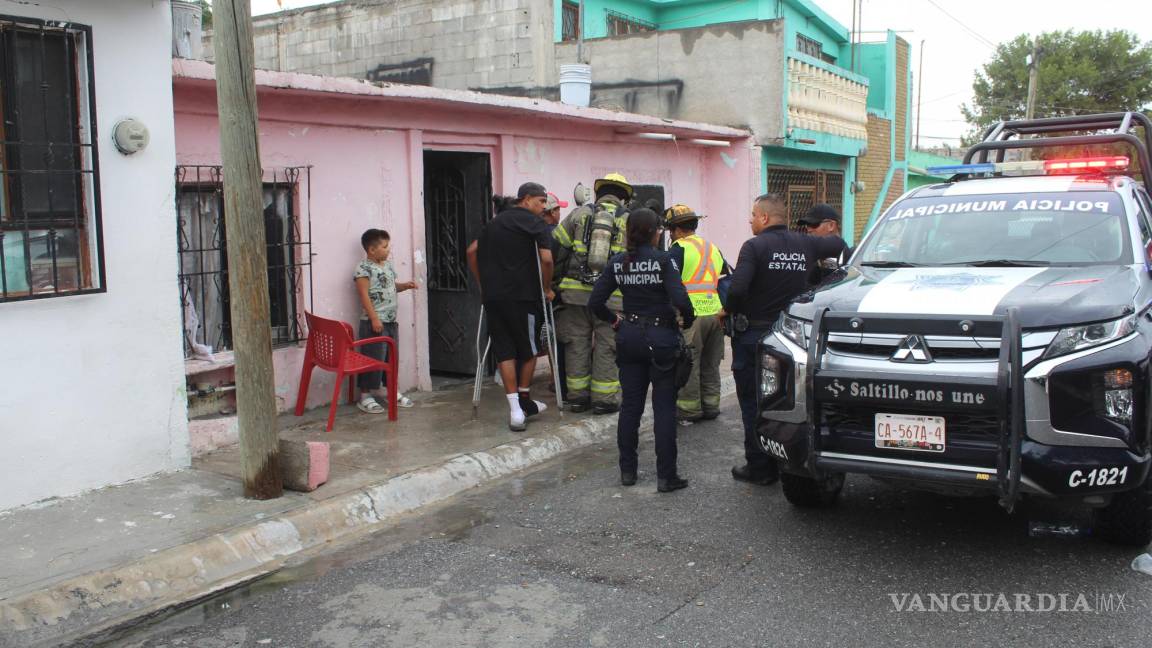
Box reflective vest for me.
[675,234,724,316]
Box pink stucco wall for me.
[173,63,759,411]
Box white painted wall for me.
[0,0,187,511]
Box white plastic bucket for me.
[559,64,592,107]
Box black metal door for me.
[424,151,491,375]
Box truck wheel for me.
[1094,471,1152,546]
[781,471,844,508]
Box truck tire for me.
[781,471,845,508]
[1094,471,1152,546]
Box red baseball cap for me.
[546,192,568,210]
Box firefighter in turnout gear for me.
[664,204,730,423]
[551,173,632,414]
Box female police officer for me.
[588,208,695,492]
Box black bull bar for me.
[804,309,1025,511]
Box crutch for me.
[536,251,564,416]
[471,305,491,421]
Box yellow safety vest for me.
[675,234,724,317]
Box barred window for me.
[561,1,581,42]
[0,17,102,302]
[606,10,655,37]
[176,166,313,358]
[796,33,824,59]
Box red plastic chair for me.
[294,311,397,431]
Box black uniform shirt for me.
[588,245,694,325]
[726,225,846,323]
[476,206,552,302]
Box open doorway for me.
[423,151,492,377]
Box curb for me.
[1,376,736,647]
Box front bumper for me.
[756,310,1152,502]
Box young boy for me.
[354,229,417,413]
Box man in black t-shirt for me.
[467,182,555,431]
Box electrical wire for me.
[923,0,997,50]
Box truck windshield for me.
[857,192,1131,266]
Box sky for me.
[247,0,1152,147]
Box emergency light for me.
[926,156,1131,177]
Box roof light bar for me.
[1044,156,1129,172]
[926,156,1130,177]
[925,162,996,175]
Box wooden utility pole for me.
[1025,36,1040,121]
[213,0,282,499]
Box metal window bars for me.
[175,165,314,358]
[605,9,656,37]
[561,1,581,42]
[0,15,103,303]
[765,167,845,230]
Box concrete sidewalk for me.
[0,373,735,647]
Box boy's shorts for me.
[357,320,398,392]
[484,299,542,364]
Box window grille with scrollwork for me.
[175,165,313,358]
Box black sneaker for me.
[592,402,619,415]
[731,464,779,486]
[568,399,591,413]
[620,471,637,487]
[657,476,689,493]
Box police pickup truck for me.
[756,112,1152,545]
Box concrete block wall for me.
[203,0,555,90]
[553,21,787,141]
[894,38,909,163]
[855,114,893,242]
[852,36,911,242]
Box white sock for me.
[507,393,524,416]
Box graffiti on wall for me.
[368,58,435,86]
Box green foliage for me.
[200,0,212,29]
[961,30,1152,142]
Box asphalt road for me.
[100,400,1152,648]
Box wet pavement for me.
[92,399,1152,648]
[0,376,569,604]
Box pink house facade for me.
[172,59,759,446]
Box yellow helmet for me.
[593,173,634,199]
[663,203,705,226]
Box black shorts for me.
[485,299,542,363]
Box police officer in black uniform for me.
[722,194,847,485]
[798,203,853,286]
[589,208,695,493]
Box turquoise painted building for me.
[554,0,913,243]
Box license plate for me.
[874,413,945,452]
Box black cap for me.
[798,203,841,226]
[517,182,548,200]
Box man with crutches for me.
[466,183,555,431]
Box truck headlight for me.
[1042,315,1136,359]
[1101,368,1134,425]
[761,353,781,398]
[777,314,807,348]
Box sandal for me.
[357,397,385,414]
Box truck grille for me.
[822,405,1001,439]
[827,341,1000,360]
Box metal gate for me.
[424,151,492,375]
[765,167,845,228]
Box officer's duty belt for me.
[623,313,677,328]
